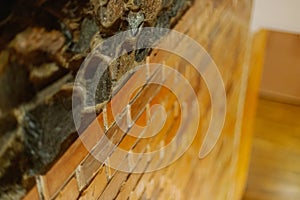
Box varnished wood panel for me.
[234,30,267,200]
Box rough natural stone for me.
[0,0,193,197]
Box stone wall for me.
[0,0,192,198]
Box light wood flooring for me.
[243,98,300,200]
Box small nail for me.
[146,57,150,80]
[127,105,133,128]
[105,159,112,181]
[103,105,108,131]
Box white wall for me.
[251,0,300,34]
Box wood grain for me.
[233,30,268,200]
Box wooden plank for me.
[23,185,39,200]
[55,177,79,200]
[40,138,88,199]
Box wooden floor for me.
[243,98,300,200]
